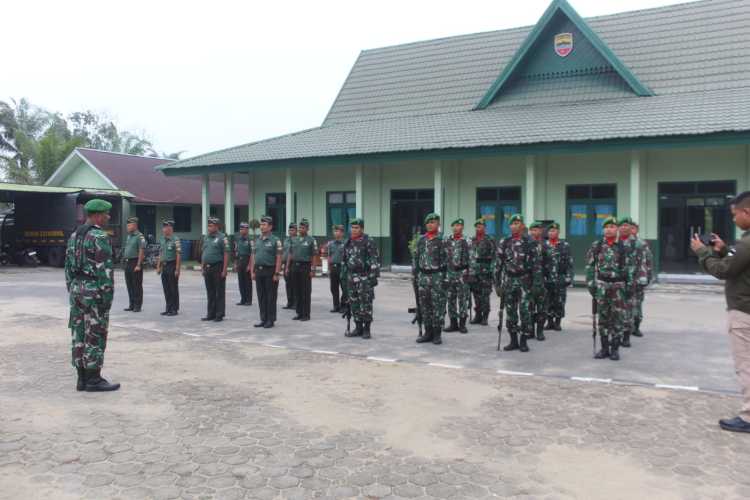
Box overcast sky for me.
[4,0,687,158]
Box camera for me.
[699,234,717,246]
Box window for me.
[327,191,356,236]
[565,184,617,238]
[265,193,286,238]
[475,187,521,237]
[173,206,192,233]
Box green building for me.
[159,0,750,274]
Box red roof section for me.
[76,148,248,205]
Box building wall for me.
[57,158,113,189]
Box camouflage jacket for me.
[624,236,650,287]
[531,238,552,283]
[468,235,496,275]
[445,235,470,273]
[412,234,448,277]
[585,238,634,289]
[643,240,654,284]
[64,224,115,305]
[342,235,380,282]
[494,235,544,290]
[546,239,574,285]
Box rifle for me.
[496,280,505,351]
[410,277,423,337]
[592,298,598,357]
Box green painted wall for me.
[58,157,113,189]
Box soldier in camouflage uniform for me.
[64,199,120,392]
[413,213,448,345]
[544,222,574,331]
[468,218,495,326]
[631,221,653,337]
[495,214,544,353]
[528,221,549,341]
[586,217,634,361]
[618,217,650,347]
[444,218,471,334]
[341,218,380,339]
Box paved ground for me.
[1,267,749,499]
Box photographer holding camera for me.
[691,191,750,433]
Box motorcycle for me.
[0,243,39,267]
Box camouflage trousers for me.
[446,271,470,320]
[530,287,547,326]
[69,292,111,369]
[546,283,568,319]
[417,272,447,329]
[502,277,533,336]
[345,275,375,323]
[635,285,645,323]
[470,271,492,315]
[594,280,627,342]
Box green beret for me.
[162,219,174,227]
[474,218,486,227]
[239,222,250,229]
[602,217,619,227]
[618,216,634,226]
[127,216,138,224]
[451,218,464,226]
[207,217,220,225]
[288,222,296,229]
[83,199,112,214]
[350,217,364,227]
[299,218,310,227]
[508,214,524,225]
[261,215,273,225]
[529,221,543,230]
[548,222,560,230]
[424,213,440,224]
[631,220,639,227]
[332,224,345,231]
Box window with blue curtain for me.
[569,203,588,236]
[479,204,497,236]
[594,204,615,236]
[327,191,356,237]
[476,187,521,238]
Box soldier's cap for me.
[83,199,112,214]
[349,217,364,227]
[207,217,220,225]
[424,213,440,224]
[548,222,560,230]
[508,214,524,224]
[474,218,485,227]
[162,219,175,227]
[332,224,345,231]
[618,216,634,226]
[631,220,639,228]
[299,218,310,227]
[451,218,464,227]
[602,216,619,227]
[261,215,273,225]
[239,222,250,229]
[288,222,296,229]
[127,216,139,224]
[529,221,543,230]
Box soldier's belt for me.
[506,270,530,277]
[475,258,493,263]
[450,265,469,271]
[419,267,447,274]
[293,261,312,266]
[73,272,95,279]
[597,276,625,283]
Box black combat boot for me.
[594,336,610,359]
[459,317,468,334]
[362,322,371,339]
[76,367,86,391]
[632,319,643,337]
[503,331,519,351]
[355,321,364,337]
[545,317,555,330]
[469,310,482,324]
[432,326,443,345]
[519,333,530,352]
[553,317,562,331]
[417,325,434,343]
[609,338,621,361]
[480,311,488,326]
[84,369,120,392]
[444,318,459,333]
[536,320,546,341]
[621,330,631,348]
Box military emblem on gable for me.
[554,32,573,57]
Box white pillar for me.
[434,160,444,216]
[201,174,210,236]
[355,164,364,218]
[224,172,234,234]
[285,168,294,229]
[525,155,535,222]
[629,151,641,225]
[247,171,256,221]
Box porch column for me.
[285,168,294,229]
[434,160,444,216]
[224,172,234,234]
[355,164,364,218]
[247,171,256,221]
[201,174,210,236]
[630,151,641,224]
[525,155,535,221]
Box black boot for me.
[519,333,530,352]
[469,310,482,324]
[594,336,610,359]
[76,367,86,391]
[503,331,519,351]
[345,322,361,337]
[480,311,488,326]
[362,322,371,339]
[536,320,546,341]
[459,317,468,334]
[545,317,555,330]
[432,326,443,345]
[632,319,643,337]
[609,338,621,361]
[621,330,632,348]
[85,369,120,392]
[553,317,562,331]
[417,326,434,343]
[444,318,459,333]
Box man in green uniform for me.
[618,217,649,347]
[413,213,448,345]
[282,223,297,309]
[341,218,380,339]
[122,216,146,312]
[156,219,181,316]
[444,218,471,334]
[201,217,230,322]
[586,217,633,361]
[326,225,346,313]
[64,199,119,392]
[544,222,573,331]
[468,218,495,326]
[528,221,549,341]
[495,214,544,353]
[287,218,318,321]
[251,215,283,328]
[235,222,253,306]
[631,221,653,337]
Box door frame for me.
[390,189,434,266]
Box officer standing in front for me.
[444,218,471,334]
[201,217,230,322]
[326,225,346,313]
[287,218,318,321]
[64,199,119,392]
[251,215,283,328]
[122,216,146,312]
[235,222,253,306]
[156,219,181,316]
[413,213,448,345]
[282,223,297,309]
[341,218,380,339]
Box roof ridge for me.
[76,147,174,162]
